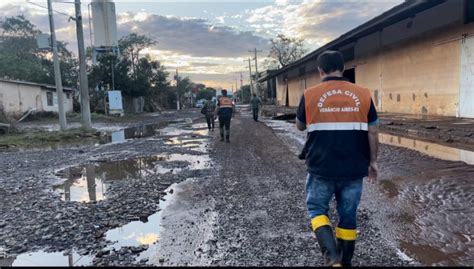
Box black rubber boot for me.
[337,239,355,267]
[315,226,342,266]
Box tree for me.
[262,58,280,70]
[119,33,156,77]
[0,16,78,87]
[235,85,251,103]
[88,33,172,111]
[196,87,216,100]
[268,34,307,68]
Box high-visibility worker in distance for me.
[215,89,235,143]
[296,50,379,267]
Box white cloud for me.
[0,0,404,88]
[247,0,403,47]
[117,11,270,58]
[215,16,225,24]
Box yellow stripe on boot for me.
[335,227,357,241]
[311,215,331,231]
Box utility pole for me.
[240,73,243,103]
[75,0,92,129]
[175,69,180,110]
[248,58,254,96]
[249,48,262,97]
[47,0,67,131]
[235,79,238,101]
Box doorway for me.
[344,68,355,83]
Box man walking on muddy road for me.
[296,50,379,267]
[250,93,262,122]
[202,96,216,131]
[215,89,234,143]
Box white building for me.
[0,79,75,117]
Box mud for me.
[374,133,474,266]
[262,113,473,266]
[1,107,473,266]
[0,109,214,266]
[379,113,474,152]
[159,105,409,267]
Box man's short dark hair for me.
[222,90,227,96]
[317,50,344,74]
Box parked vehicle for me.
[196,99,207,108]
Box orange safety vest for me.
[218,96,233,108]
[304,80,372,132]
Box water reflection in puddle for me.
[54,154,211,202]
[379,133,474,165]
[104,212,161,250]
[104,183,178,262]
[3,250,93,266]
[98,118,198,144]
[98,123,168,144]
[165,135,209,152]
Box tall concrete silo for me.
[91,0,118,48]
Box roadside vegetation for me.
[0,127,100,150]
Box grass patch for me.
[0,127,101,149]
[66,112,123,123]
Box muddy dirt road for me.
[153,110,406,267]
[0,107,473,266]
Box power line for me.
[27,0,76,21]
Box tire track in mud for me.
[166,110,409,266]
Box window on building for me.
[47,92,53,106]
[66,93,71,99]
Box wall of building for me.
[0,82,42,115]
[273,0,474,117]
[41,90,74,114]
[353,0,470,117]
[275,76,286,106]
[0,81,73,116]
[355,22,474,117]
[459,34,474,118]
[275,68,301,107]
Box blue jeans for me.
[306,174,363,230]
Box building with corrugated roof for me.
[259,0,474,118]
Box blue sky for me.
[1,0,402,88]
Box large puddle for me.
[99,120,196,144]
[1,119,212,266]
[103,183,177,251]
[2,184,182,267]
[53,119,211,203]
[379,133,474,266]
[0,118,200,152]
[54,153,211,203]
[2,250,93,267]
[379,133,474,165]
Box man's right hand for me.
[367,161,378,184]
